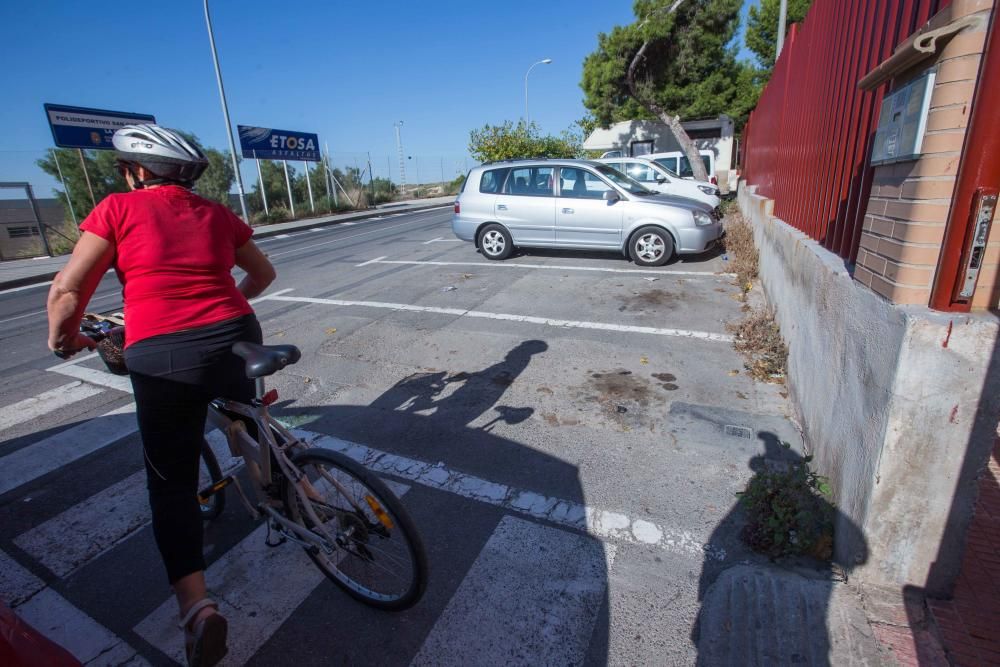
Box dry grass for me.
[722,211,759,296]
[727,306,788,383]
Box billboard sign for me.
[238,125,321,161]
[44,103,156,150]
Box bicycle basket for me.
[96,326,128,376]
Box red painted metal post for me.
[929,8,1000,311]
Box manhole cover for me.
[724,424,754,440]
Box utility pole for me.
[204,0,249,221]
[776,0,789,58]
[393,121,407,192]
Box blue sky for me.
[0,1,758,195]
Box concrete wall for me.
[739,182,1000,594]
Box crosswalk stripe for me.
[0,548,45,606]
[0,381,103,432]
[48,363,134,393]
[0,403,136,497]
[16,586,151,666]
[13,432,239,579]
[412,516,614,666]
[134,479,410,665]
[2,552,149,666]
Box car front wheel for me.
[629,226,674,267]
[479,224,514,260]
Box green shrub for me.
[251,207,290,226]
[737,453,834,560]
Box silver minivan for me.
[452,159,722,267]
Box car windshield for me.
[654,162,680,178]
[592,164,654,195]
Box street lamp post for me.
[393,121,407,191]
[524,58,552,126]
[204,0,249,221]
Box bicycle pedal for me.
[198,475,235,503]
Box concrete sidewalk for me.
[0,196,453,290]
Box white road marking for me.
[422,237,461,244]
[368,258,733,277]
[0,280,53,295]
[412,516,613,667]
[422,236,442,244]
[296,429,726,560]
[0,548,45,606]
[49,363,134,393]
[14,431,238,579]
[0,403,137,497]
[355,255,388,267]
[0,291,119,326]
[274,234,291,239]
[0,381,103,432]
[258,293,733,343]
[15,585,150,666]
[135,478,410,665]
[267,213,452,259]
[310,227,325,231]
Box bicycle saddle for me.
[231,342,302,379]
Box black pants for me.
[125,314,262,584]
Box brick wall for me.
[854,0,997,308]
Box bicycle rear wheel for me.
[283,448,427,610]
[198,439,226,521]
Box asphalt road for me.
[0,206,799,666]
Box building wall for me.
[739,182,1000,593]
[855,0,997,307]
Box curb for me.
[0,201,452,291]
[249,200,451,240]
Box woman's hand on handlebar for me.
[50,332,98,359]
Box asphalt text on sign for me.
[238,125,321,161]
[44,103,156,150]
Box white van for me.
[596,157,721,209]
[644,150,716,183]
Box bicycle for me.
[62,318,428,611]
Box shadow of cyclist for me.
[368,339,548,431]
[263,338,611,666]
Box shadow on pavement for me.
[268,338,611,666]
[693,432,869,666]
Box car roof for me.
[477,158,599,168]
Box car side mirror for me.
[655,177,667,184]
[603,190,620,202]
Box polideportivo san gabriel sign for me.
[238,125,320,161]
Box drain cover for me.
[724,424,754,440]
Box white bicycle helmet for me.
[113,124,209,187]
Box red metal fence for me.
[742,0,952,262]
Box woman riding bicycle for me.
[46,124,275,667]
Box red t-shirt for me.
[80,186,254,347]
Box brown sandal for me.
[179,598,228,667]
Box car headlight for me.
[698,185,719,196]
[693,210,713,226]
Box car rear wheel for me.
[629,226,674,267]
[479,224,514,260]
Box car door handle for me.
[497,204,508,210]
[562,208,574,214]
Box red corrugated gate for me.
[742,0,952,263]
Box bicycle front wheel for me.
[284,448,427,610]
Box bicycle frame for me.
[204,378,365,558]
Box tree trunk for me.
[623,0,710,183]
[659,112,710,183]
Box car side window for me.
[559,167,613,199]
[654,157,679,174]
[479,168,509,194]
[625,163,657,183]
[503,167,554,196]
